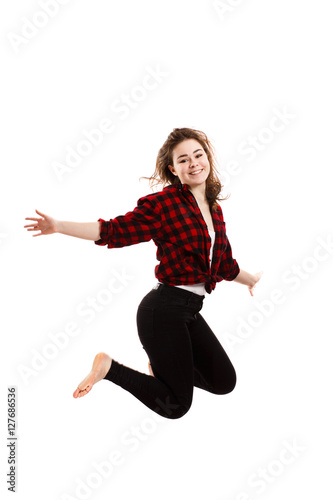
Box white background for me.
[1,1,332,499]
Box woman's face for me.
[168,139,210,189]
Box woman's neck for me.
[189,184,207,205]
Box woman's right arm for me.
[24,209,101,241]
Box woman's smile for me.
[189,169,204,175]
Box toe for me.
[73,388,80,398]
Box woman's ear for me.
[168,164,176,176]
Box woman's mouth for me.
[189,169,203,175]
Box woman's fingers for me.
[24,221,41,229]
[248,270,264,296]
[24,212,45,232]
[24,217,42,232]
[35,209,46,218]
[25,210,48,223]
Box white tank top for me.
[157,230,215,296]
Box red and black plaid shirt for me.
[95,182,240,294]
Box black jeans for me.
[104,282,236,419]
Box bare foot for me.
[73,352,112,399]
[148,361,155,377]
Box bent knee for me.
[215,369,237,395]
[167,405,191,420]
[154,396,192,420]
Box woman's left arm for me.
[233,269,263,296]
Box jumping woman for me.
[24,127,263,419]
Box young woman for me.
[24,127,262,420]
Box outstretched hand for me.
[24,209,57,237]
[248,270,264,296]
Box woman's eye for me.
[180,155,202,163]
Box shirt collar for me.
[163,182,191,193]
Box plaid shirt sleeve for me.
[218,222,240,281]
[94,195,162,249]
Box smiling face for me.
[168,139,210,190]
